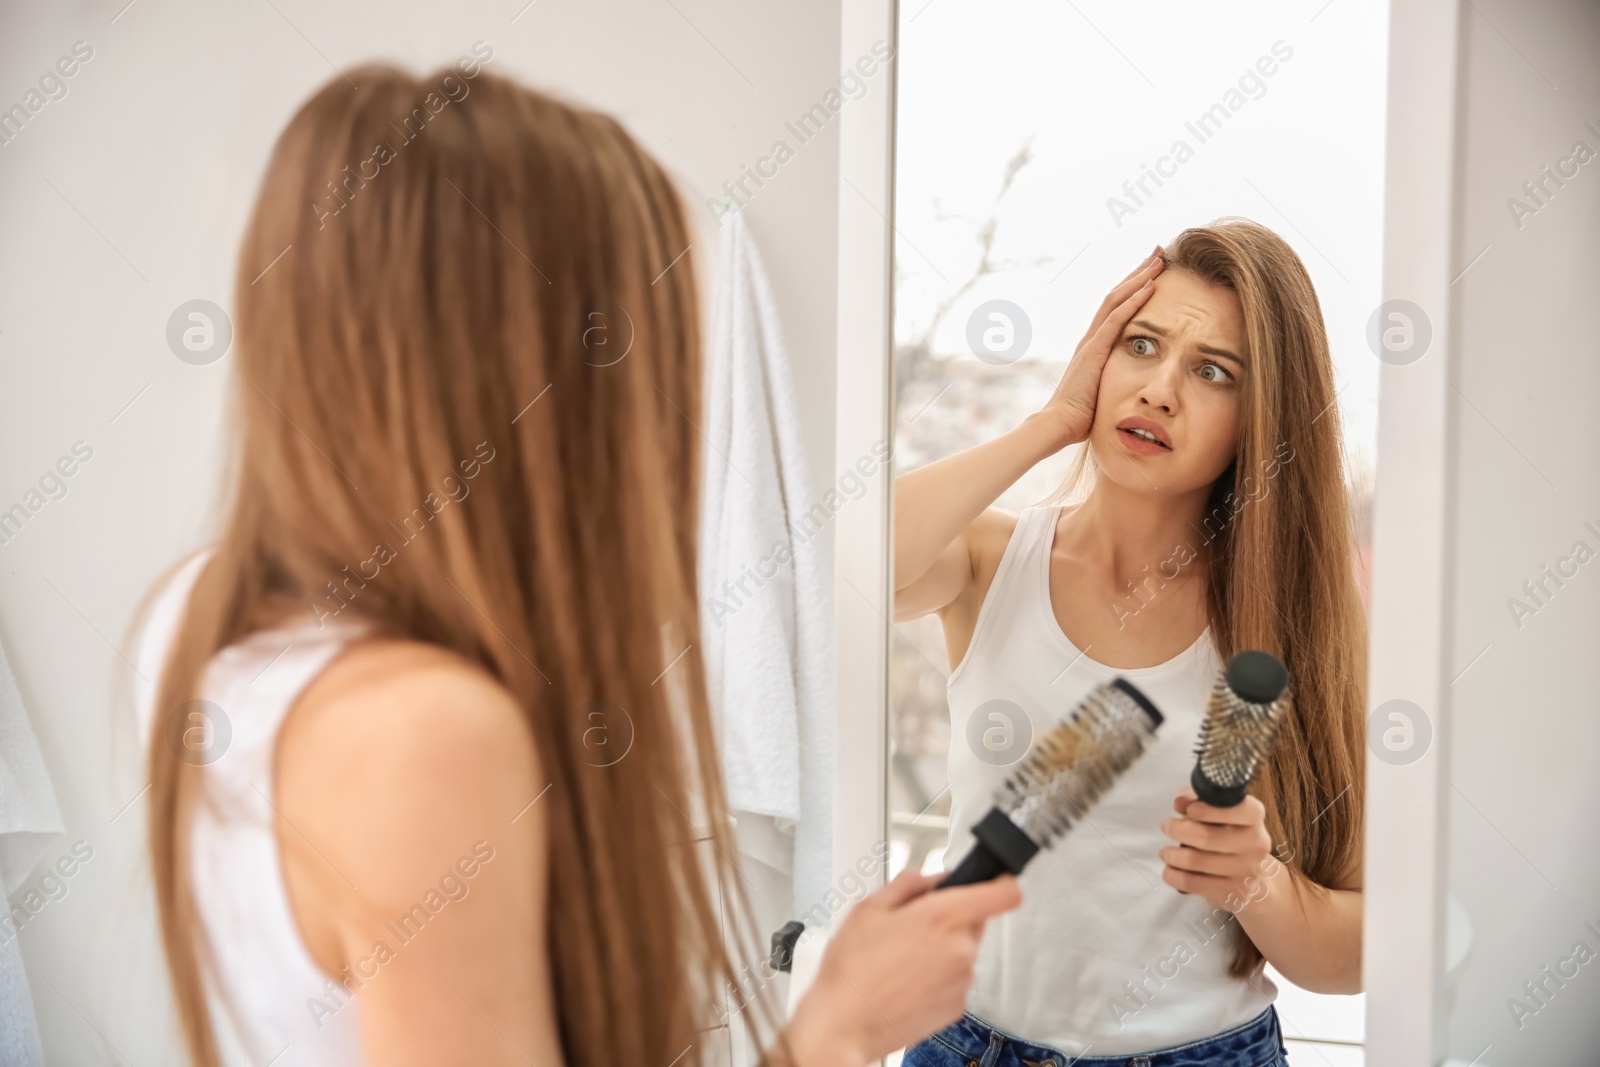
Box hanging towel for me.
[0,633,64,1067]
[698,209,834,915]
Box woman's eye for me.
[1199,361,1233,384]
[1129,336,1156,356]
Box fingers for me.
[1062,279,1156,400]
[1071,245,1165,364]
[1182,795,1266,827]
[1161,817,1254,852]
[1115,245,1165,287]
[1160,845,1235,877]
[872,866,940,908]
[1079,260,1163,354]
[1051,273,1159,424]
[919,873,1023,925]
[1090,271,1159,348]
[1068,264,1160,376]
[1094,250,1166,326]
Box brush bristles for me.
[1193,675,1291,789]
[996,680,1161,848]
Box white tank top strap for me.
[136,550,370,1067]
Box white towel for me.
[0,634,64,1066]
[698,210,834,914]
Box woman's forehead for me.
[1138,271,1246,350]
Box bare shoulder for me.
[957,506,1025,604]
[281,638,540,795]
[934,507,1027,671]
[275,639,561,1061]
[275,638,545,915]
[969,506,1023,566]
[286,638,531,743]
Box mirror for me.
[886,3,1386,1063]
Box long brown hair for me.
[1046,217,1367,979]
[130,64,784,1065]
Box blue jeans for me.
[902,1005,1288,1067]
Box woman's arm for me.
[1158,789,1363,994]
[893,249,1167,623]
[277,642,564,1066]
[1235,867,1362,994]
[892,411,1069,619]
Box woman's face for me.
[1089,267,1246,495]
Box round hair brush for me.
[938,677,1165,888]
[1190,650,1291,807]
[769,677,1164,973]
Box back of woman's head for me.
[140,62,773,1065]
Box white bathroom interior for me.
[0,0,1596,1065]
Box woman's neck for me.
[1059,476,1215,591]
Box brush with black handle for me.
[1190,650,1291,807]
[770,677,1164,971]
[938,676,1164,887]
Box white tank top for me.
[134,550,370,1067]
[943,504,1276,1055]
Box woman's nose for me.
[1138,363,1181,412]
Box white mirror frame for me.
[831,0,898,917]
[830,0,1464,1063]
[1366,0,1461,1063]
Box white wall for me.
[0,2,842,1061]
[1442,0,1600,1062]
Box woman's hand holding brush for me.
[1158,786,1284,911]
[1159,649,1293,911]
[780,868,1022,1067]
[768,676,1164,1067]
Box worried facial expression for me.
[1089,267,1246,494]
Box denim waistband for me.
[923,1004,1284,1067]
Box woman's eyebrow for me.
[1129,318,1247,369]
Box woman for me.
[130,65,1022,1067]
[893,221,1367,1067]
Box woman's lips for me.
[1117,427,1171,455]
